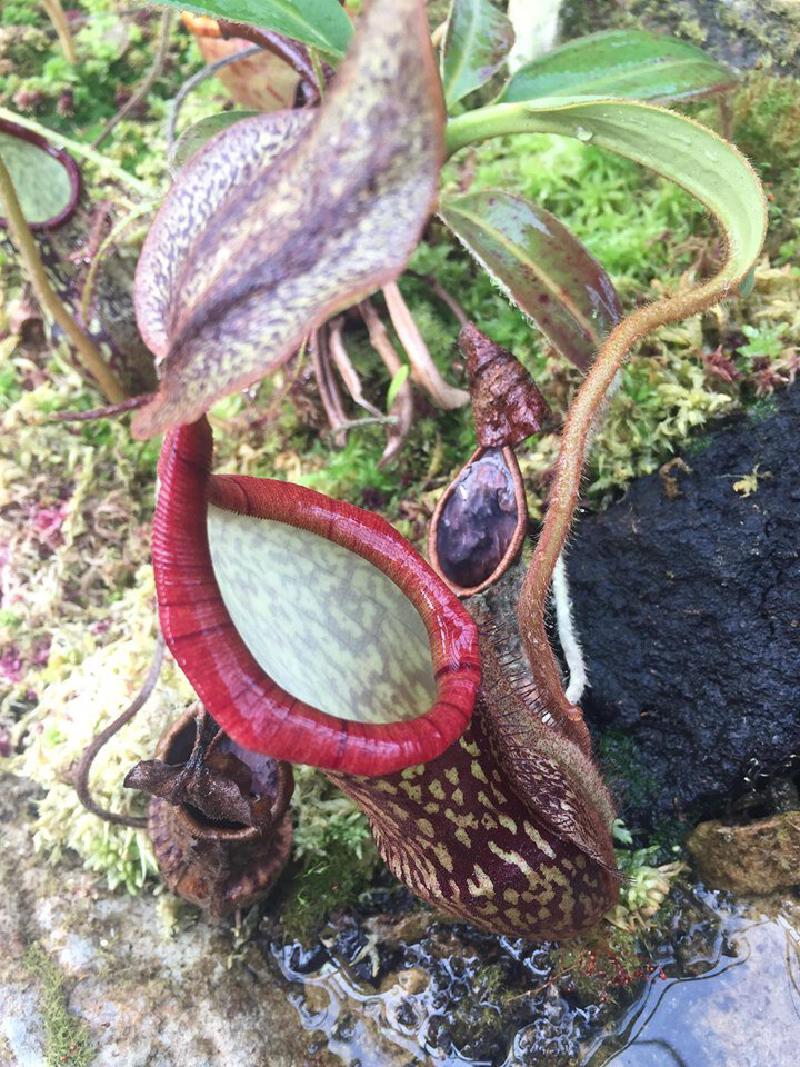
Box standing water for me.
[270,885,800,1066]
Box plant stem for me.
[360,298,414,467]
[446,99,765,748]
[446,103,534,157]
[0,156,127,404]
[383,281,469,410]
[41,0,76,63]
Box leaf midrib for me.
[442,200,599,342]
[510,55,731,99]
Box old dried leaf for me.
[459,321,549,448]
[132,0,443,438]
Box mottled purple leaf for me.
[439,190,622,371]
[132,0,443,438]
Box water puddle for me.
[587,895,800,1067]
[269,886,800,1066]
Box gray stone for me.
[0,772,336,1067]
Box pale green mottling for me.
[0,131,73,224]
[207,505,436,723]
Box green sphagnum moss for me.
[22,944,94,1067]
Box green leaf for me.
[500,29,736,104]
[172,110,260,170]
[738,266,756,298]
[162,0,353,56]
[386,364,410,409]
[439,190,621,370]
[441,0,515,108]
[133,0,444,438]
[446,98,766,290]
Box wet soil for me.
[569,387,800,828]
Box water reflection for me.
[586,896,800,1067]
[272,888,800,1066]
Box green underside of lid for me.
[0,132,73,225]
[207,504,437,724]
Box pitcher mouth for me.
[152,418,480,775]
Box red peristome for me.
[152,419,480,775]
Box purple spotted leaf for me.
[439,190,622,371]
[132,0,443,438]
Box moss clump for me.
[551,923,651,1006]
[598,732,656,811]
[22,943,93,1067]
[279,837,381,942]
[11,573,195,893]
[0,355,157,700]
[279,767,381,940]
[291,765,373,861]
[0,0,210,177]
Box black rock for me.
[569,387,800,828]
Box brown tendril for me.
[216,20,326,102]
[74,633,165,828]
[517,279,760,751]
[49,394,154,423]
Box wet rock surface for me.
[587,892,800,1067]
[2,768,800,1065]
[569,387,800,827]
[0,773,337,1067]
[688,812,800,894]
[269,884,800,1066]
